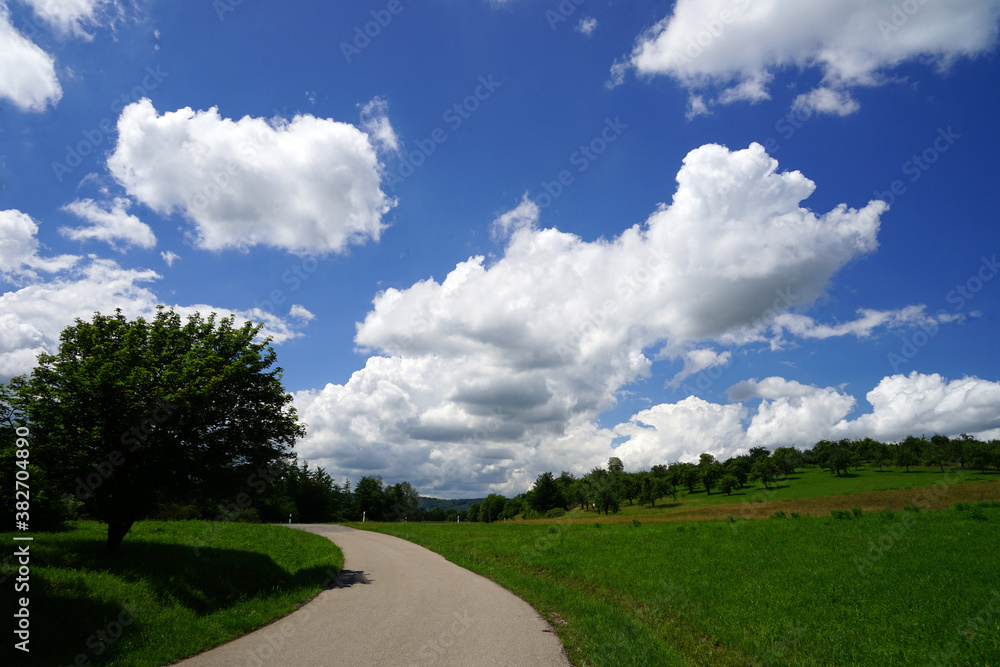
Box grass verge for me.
[2,520,343,666]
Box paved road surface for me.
[174,524,571,666]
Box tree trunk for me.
[106,519,135,553]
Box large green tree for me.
[527,471,564,513]
[353,475,388,520]
[8,308,304,551]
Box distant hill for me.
[418,497,484,512]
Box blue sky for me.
[2,0,999,497]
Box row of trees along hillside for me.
[464,434,1000,521]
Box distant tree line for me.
[459,433,1000,521]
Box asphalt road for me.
[174,524,571,666]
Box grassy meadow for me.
[361,466,1000,666]
[2,520,343,666]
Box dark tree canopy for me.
[528,471,565,513]
[9,308,304,551]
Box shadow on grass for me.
[28,533,340,667]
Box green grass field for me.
[362,500,1000,665]
[2,520,343,666]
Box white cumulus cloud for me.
[0,6,62,112]
[107,99,395,255]
[295,142,907,495]
[617,0,1000,114]
[610,372,1000,469]
[0,211,307,380]
[0,209,79,280]
[60,198,157,251]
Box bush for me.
[547,525,560,534]
[954,502,972,511]
[790,512,800,519]
[903,505,920,513]
[970,507,988,521]
[851,507,863,518]
[771,510,786,519]
[977,501,1000,509]
[880,509,896,521]
[593,522,601,529]
[523,509,541,520]
[726,514,736,524]
[831,509,852,520]
[631,519,641,527]
[544,508,566,518]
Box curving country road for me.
[175,524,571,666]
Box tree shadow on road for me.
[329,569,371,588]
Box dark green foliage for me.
[750,456,777,490]
[718,473,739,496]
[528,471,565,513]
[830,509,852,520]
[500,497,524,520]
[6,308,304,551]
[479,493,508,523]
[353,474,388,521]
[771,510,786,519]
[698,453,721,495]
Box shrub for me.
[631,519,641,527]
[903,505,920,513]
[880,509,896,521]
[790,512,800,519]
[970,507,988,521]
[851,507,863,518]
[977,501,1000,509]
[544,508,566,518]
[547,525,560,534]
[523,509,541,520]
[593,522,601,529]
[771,510,786,519]
[726,514,736,524]
[831,509,852,520]
[954,502,972,511]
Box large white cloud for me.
[850,372,1000,439]
[611,373,1000,469]
[295,143,947,495]
[0,5,61,112]
[107,100,395,254]
[616,0,1000,115]
[0,210,306,380]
